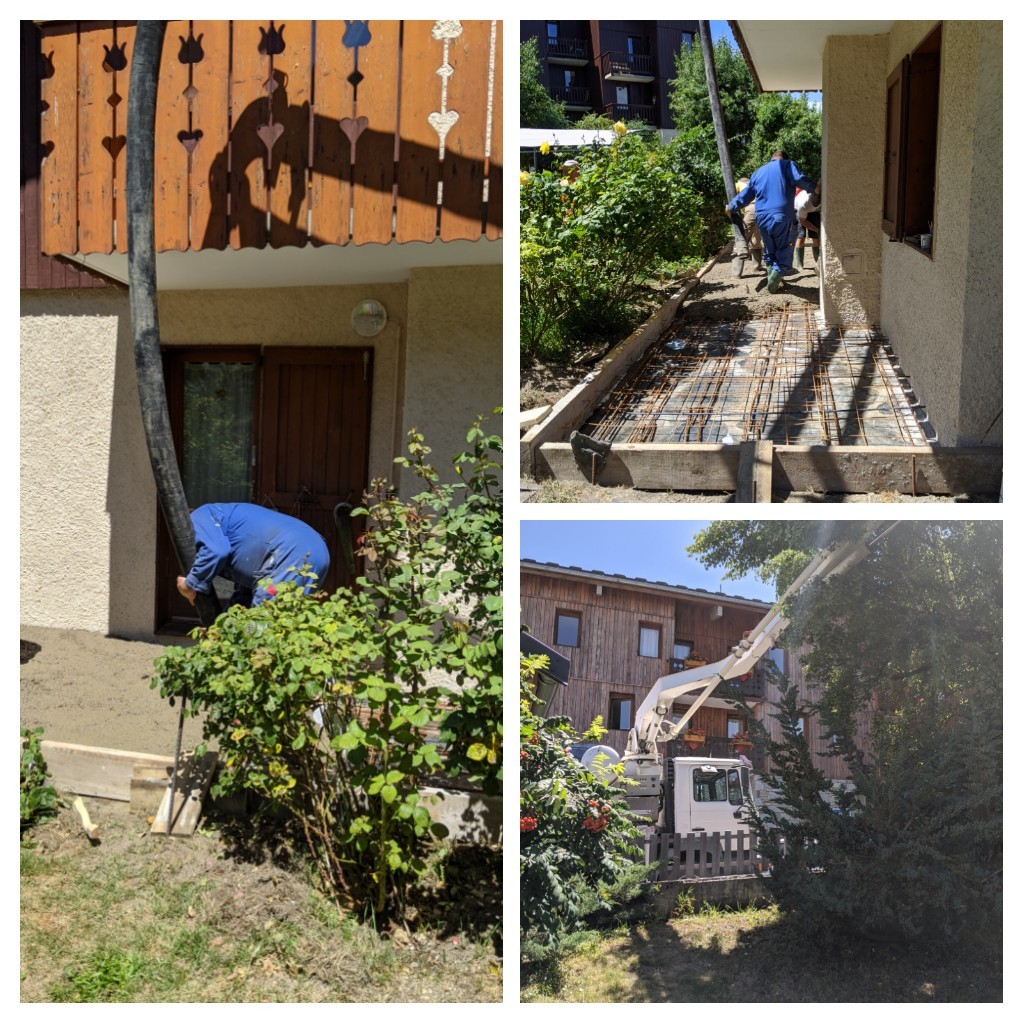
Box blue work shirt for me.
[184,503,330,605]
[728,158,816,218]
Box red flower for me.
[581,814,608,833]
[520,748,528,761]
[265,583,277,597]
[520,815,538,833]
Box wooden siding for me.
[521,565,859,780]
[36,20,502,256]
[21,22,107,289]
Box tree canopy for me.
[521,37,569,129]
[689,521,1002,948]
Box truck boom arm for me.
[626,522,898,757]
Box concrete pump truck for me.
[581,522,900,838]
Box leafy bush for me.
[520,655,644,947]
[21,727,60,831]
[520,132,700,360]
[154,421,502,923]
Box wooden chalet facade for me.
[521,560,860,783]
[21,20,502,638]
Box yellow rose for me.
[539,141,550,155]
[519,170,530,186]
[613,121,627,136]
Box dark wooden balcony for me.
[36,19,502,256]
[547,37,588,63]
[550,85,592,108]
[667,735,764,770]
[667,659,770,701]
[603,102,655,124]
[601,51,653,81]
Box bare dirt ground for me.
[20,626,205,755]
[521,249,985,503]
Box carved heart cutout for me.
[102,135,126,160]
[339,116,369,146]
[177,129,204,154]
[256,122,284,153]
[427,109,459,140]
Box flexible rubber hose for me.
[127,20,220,627]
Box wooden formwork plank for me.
[737,439,774,503]
[521,246,727,478]
[537,442,740,491]
[40,741,175,803]
[151,750,219,836]
[110,22,136,253]
[153,22,189,252]
[77,21,116,254]
[773,446,1002,496]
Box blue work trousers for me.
[757,210,798,276]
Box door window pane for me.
[182,361,254,506]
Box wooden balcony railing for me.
[550,85,591,106]
[600,51,653,79]
[546,37,588,61]
[604,102,655,124]
[37,19,502,256]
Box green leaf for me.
[466,742,488,762]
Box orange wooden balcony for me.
[37,19,502,256]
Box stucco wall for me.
[21,266,501,636]
[401,265,503,489]
[821,33,887,325]
[877,21,1001,446]
[21,289,155,635]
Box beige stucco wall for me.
[401,264,503,489]
[823,21,1001,446]
[21,265,501,636]
[820,32,887,325]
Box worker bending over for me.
[727,150,817,294]
[176,503,330,608]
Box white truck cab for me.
[662,757,753,835]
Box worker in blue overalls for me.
[727,150,818,294]
[176,503,330,608]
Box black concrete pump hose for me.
[127,21,221,832]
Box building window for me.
[882,24,942,251]
[638,623,661,658]
[796,715,807,736]
[681,32,694,50]
[547,22,558,44]
[609,694,633,730]
[727,715,745,739]
[564,68,576,88]
[554,611,580,648]
[767,648,785,674]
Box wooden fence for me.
[37,19,502,255]
[643,829,763,881]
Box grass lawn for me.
[521,903,1001,1003]
[21,806,501,1003]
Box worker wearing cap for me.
[730,174,764,274]
[727,150,817,293]
[176,503,330,608]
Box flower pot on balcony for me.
[683,658,707,669]
[682,730,705,750]
[732,738,753,752]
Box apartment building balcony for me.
[600,51,654,82]
[547,36,589,65]
[604,102,655,125]
[667,659,770,701]
[550,85,593,111]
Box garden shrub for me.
[520,655,645,947]
[520,131,700,361]
[154,421,502,923]
[21,726,60,831]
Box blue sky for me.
[520,520,776,603]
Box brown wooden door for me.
[154,345,372,631]
[258,347,373,596]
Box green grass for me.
[21,809,501,1003]
[522,902,1002,1003]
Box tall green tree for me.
[521,38,569,129]
[669,36,758,171]
[748,93,822,180]
[689,521,1002,949]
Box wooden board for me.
[737,439,773,503]
[130,765,172,815]
[151,750,219,836]
[40,741,175,803]
[189,20,231,250]
[484,20,502,241]
[229,21,271,249]
[153,22,189,252]
[537,442,741,491]
[111,22,136,253]
[77,22,116,254]
[39,24,80,256]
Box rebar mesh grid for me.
[581,308,931,446]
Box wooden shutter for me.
[882,58,909,240]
